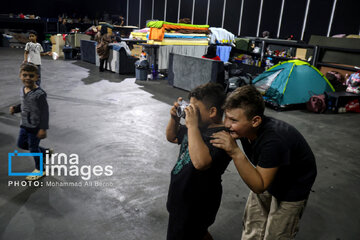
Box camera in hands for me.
[176,100,189,118]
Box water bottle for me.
[151,64,157,80]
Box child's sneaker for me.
[25,169,45,181]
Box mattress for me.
[147,39,209,46]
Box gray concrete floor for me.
[0,47,359,240]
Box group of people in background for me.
[58,13,125,33]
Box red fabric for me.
[202,55,221,61]
[345,99,360,113]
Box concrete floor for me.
[0,47,359,240]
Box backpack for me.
[307,94,326,113]
[326,71,346,91]
[346,72,360,94]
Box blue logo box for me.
[8,150,43,176]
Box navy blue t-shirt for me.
[241,116,317,201]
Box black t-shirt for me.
[167,125,231,238]
[241,116,317,201]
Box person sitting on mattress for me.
[202,45,221,61]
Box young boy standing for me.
[211,86,317,239]
[9,63,50,181]
[24,30,51,86]
[165,83,231,240]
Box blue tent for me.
[252,60,335,106]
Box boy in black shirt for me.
[165,83,231,240]
[211,85,317,239]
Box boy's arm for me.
[166,117,180,143]
[9,104,21,114]
[24,51,29,62]
[185,104,212,170]
[166,99,182,143]
[211,131,278,194]
[39,45,51,56]
[40,52,51,56]
[24,43,29,62]
[37,94,49,139]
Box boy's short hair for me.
[223,85,265,120]
[189,82,226,118]
[28,30,37,36]
[20,62,39,75]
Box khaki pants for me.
[241,191,307,240]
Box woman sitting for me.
[202,45,221,61]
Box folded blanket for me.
[176,29,211,34]
[147,21,209,29]
[133,28,150,33]
[148,21,210,41]
[148,39,209,46]
[209,27,235,44]
[130,32,148,40]
[164,33,208,39]
[149,27,165,41]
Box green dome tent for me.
[252,60,335,107]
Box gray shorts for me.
[241,191,307,240]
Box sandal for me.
[25,169,45,181]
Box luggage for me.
[346,72,360,94]
[326,71,346,91]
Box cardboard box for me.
[131,45,142,57]
[296,48,307,60]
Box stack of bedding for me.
[146,21,210,46]
[130,28,150,40]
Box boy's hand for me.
[37,129,47,139]
[211,131,240,157]
[170,97,182,121]
[47,52,53,56]
[9,106,15,115]
[184,104,199,129]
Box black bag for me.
[326,71,346,91]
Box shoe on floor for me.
[25,169,45,181]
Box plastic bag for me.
[52,52,59,60]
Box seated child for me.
[202,45,221,61]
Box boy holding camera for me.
[165,83,231,240]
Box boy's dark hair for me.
[189,82,226,118]
[223,85,265,120]
[28,30,38,36]
[20,62,39,75]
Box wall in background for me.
[2,0,358,42]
